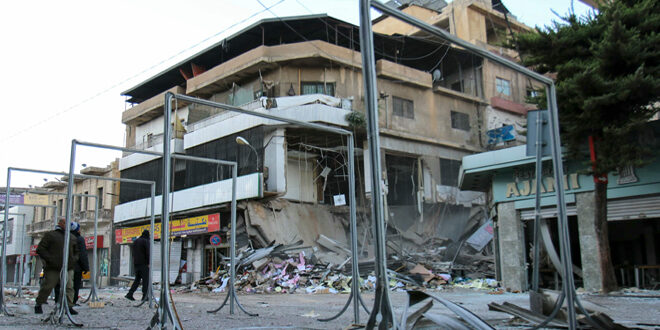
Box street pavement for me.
[0,286,658,329]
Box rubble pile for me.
[193,232,499,295]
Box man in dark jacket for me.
[126,230,150,301]
[56,222,89,305]
[72,222,89,305]
[35,217,80,314]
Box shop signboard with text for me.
[115,213,220,244]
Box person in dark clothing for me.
[35,218,80,315]
[126,230,150,301]
[56,222,89,305]
[72,222,89,305]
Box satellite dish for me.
[432,69,442,82]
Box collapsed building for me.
[113,0,540,286]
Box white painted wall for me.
[113,173,262,223]
[118,138,184,171]
[184,104,350,149]
[283,157,316,203]
[485,106,526,143]
[264,128,287,193]
[119,244,131,276]
[1,206,33,256]
[134,107,189,147]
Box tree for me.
[514,0,660,292]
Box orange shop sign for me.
[115,213,220,244]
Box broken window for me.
[301,82,335,96]
[451,80,463,93]
[385,154,418,206]
[450,111,470,131]
[439,158,461,187]
[526,88,539,98]
[392,96,414,119]
[496,77,511,96]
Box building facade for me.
[460,121,660,292]
[1,205,34,285]
[27,160,119,286]
[115,1,539,284]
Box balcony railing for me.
[27,220,55,235]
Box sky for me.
[0,0,594,188]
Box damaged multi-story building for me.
[114,0,539,283]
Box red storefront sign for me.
[208,213,220,232]
[85,236,104,249]
[30,245,38,256]
[115,229,123,244]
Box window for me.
[450,111,470,131]
[496,77,511,96]
[74,196,81,213]
[301,82,335,96]
[450,81,463,92]
[82,191,88,211]
[439,158,461,187]
[392,96,414,119]
[57,199,64,216]
[97,187,104,208]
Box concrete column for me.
[576,191,604,292]
[496,201,527,292]
[264,128,287,193]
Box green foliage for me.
[515,0,660,174]
[345,111,366,129]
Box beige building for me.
[114,1,537,283]
[27,160,119,286]
[375,0,542,149]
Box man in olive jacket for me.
[35,218,80,314]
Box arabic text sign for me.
[24,193,50,206]
[0,194,24,205]
[115,213,220,244]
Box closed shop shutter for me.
[519,195,660,221]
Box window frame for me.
[450,110,471,131]
[496,77,511,96]
[392,96,415,119]
[301,81,335,97]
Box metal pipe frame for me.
[532,111,544,292]
[165,92,367,324]
[70,139,238,329]
[368,2,581,328]
[4,167,155,326]
[359,1,394,328]
[20,190,100,301]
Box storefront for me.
[460,144,660,292]
[115,212,226,284]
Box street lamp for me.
[235,136,259,172]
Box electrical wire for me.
[1,0,286,143]
[294,0,450,63]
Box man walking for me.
[35,217,80,315]
[71,222,89,305]
[126,230,150,302]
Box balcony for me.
[122,86,187,125]
[27,220,54,236]
[73,209,113,222]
